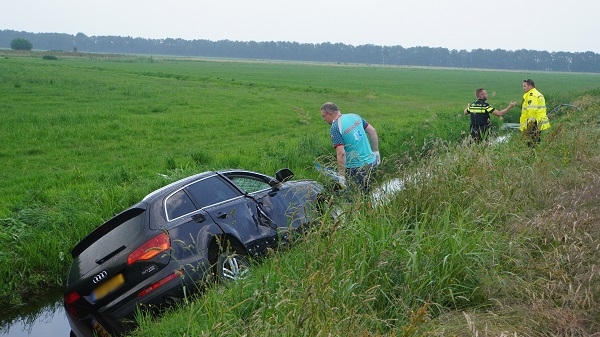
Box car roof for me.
[140,169,272,204]
[141,171,217,203]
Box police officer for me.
[520,79,550,146]
[464,88,516,142]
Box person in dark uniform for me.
[464,88,517,142]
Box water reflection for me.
[0,291,71,337]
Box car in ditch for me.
[64,168,324,336]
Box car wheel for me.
[216,251,250,282]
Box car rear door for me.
[184,175,278,256]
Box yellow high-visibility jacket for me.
[520,88,550,131]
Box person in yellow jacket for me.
[520,79,550,146]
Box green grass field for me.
[2,50,600,335]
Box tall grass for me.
[133,95,600,336]
[1,51,600,334]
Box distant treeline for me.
[2,29,600,73]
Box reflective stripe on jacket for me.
[467,99,494,126]
[520,88,550,131]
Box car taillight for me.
[127,233,170,265]
[64,291,81,304]
[137,271,181,298]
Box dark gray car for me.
[64,168,323,336]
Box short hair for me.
[475,88,486,98]
[523,79,535,87]
[320,102,339,113]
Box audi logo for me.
[93,271,108,284]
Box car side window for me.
[229,176,270,194]
[186,176,240,208]
[165,189,196,220]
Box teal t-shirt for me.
[330,113,375,168]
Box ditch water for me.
[0,291,71,337]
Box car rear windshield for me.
[71,207,146,258]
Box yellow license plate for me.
[92,273,124,302]
[92,319,112,337]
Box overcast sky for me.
[3,0,599,53]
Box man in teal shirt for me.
[320,102,380,192]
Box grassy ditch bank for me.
[1,52,600,334]
[132,94,600,336]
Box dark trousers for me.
[523,120,541,147]
[470,123,490,142]
[347,162,377,193]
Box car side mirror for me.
[275,168,294,184]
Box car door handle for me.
[192,214,206,223]
[217,213,227,219]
